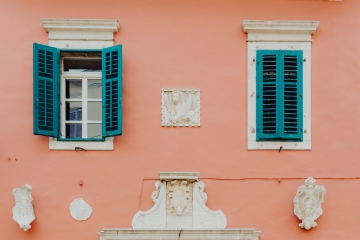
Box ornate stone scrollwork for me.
[132,172,226,230]
[12,184,35,231]
[293,177,326,230]
[162,89,200,127]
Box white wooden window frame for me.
[61,68,102,139]
[242,20,319,150]
[41,18,119,150]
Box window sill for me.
[49,137,114,150]
[248,140,311,150]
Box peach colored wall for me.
[0,0,359,239]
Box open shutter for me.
[280,51,303,140]
[256,50,280,140]
[102,44,123,137]
[33,43,60,137]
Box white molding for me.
[243,20,317,150]
[99,229,261,240]
[40,18,120,32]
[49,137,114,150]
[159,171,199,181]
[40,18,119,49]
[242,20,319,42]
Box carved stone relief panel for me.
[12,184,35,231]
[293,177,326,230]
[70,198,92,221]
[166,180,193,216]
[162,89,200,126]
[132,172,227,230]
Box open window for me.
[33,43,123,142]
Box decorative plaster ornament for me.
[293,177,326,230]
[70,198,92,221]
[162,89,200,126]
[132,172,226,230]
[12,184,35,231]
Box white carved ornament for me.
[162,89,200,127]
[12,184,35,231]
[132,172,226,230]
[70,198,92,221]
[293,177,326,230]
[166,180,192,215]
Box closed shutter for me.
[102,45,123,137]
[33,43,60,137]
[280,51,303,140]
[256,50,302,141]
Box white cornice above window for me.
[40,18,120,49]
[242,20,319,42]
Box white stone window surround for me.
[40,18,120,150]
[242,20,319,150]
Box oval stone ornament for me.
[70,198,92,221]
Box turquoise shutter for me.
[256,50,303,141]
[280,51,303,140]
[33,43,60,137]
[256,50,280,140]
[102,45,123,137]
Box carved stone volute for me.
[132,172,227,230]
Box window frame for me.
[242,20,319,150]
[61,69,103,141]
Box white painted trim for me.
[99,229,261,240]
[243,20,318,150]
[40,18,119,49]
[49,137,114,150]
[40,18,120,32]
[242,20,319,42]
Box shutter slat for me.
[102,45,123,137]
[33,43,59,137]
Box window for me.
[256,50,303,141]
[242,20,319,150]
[33,43,122,144]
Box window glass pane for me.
[66,102,82,120]
[87,102,102,121]
[66,79,82,99]
[88,80,102,99]
[65,123,82,138]
[88,123,102,138]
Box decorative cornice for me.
[159,172,199,181]
[99,229,261,240]
[242,20,319,42]
[40,18,120,33]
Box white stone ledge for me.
[99,229,261,240]
[242,20,319,42]
[40,18,120,32]
[159,172,199,181]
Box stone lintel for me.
[159,172,199,182]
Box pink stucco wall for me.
[0,0,359,239]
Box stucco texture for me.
[0,0,359,239]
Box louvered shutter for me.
[257,50,280,140]
[33,43,60,137]
[280,51,303,140]
[102,45,123,137]
[256,50,303,141]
